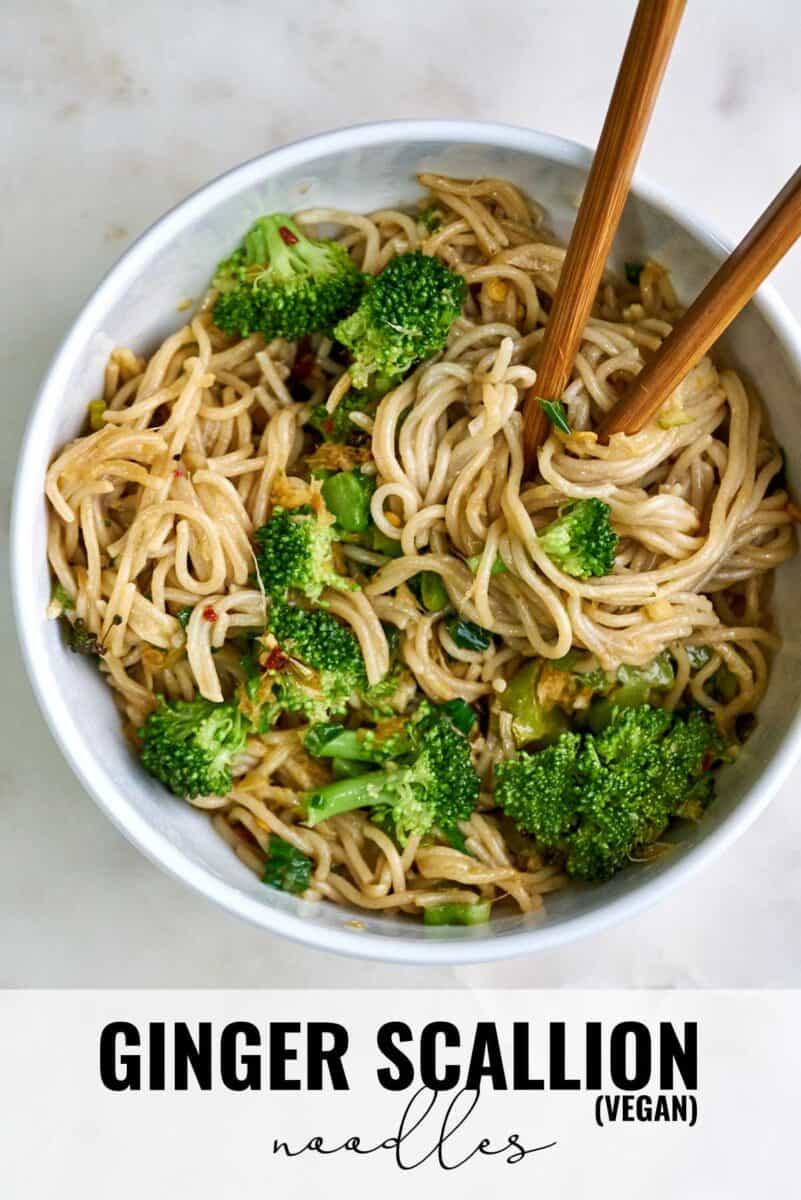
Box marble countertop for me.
[3,0,800,987]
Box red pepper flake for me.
[701,750,716,772]
[279,225,298,245]
[323,419,334,434]
[173,468,186,478]
[265,646,288,671]
[202,606,218,623]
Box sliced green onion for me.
[420,571,449,612]
[176,606,193,630]
[87,399,106,431]
[370,527,403,558]
[438,823,470,855]
[446,618,492,652]
[52,582,74,611]
[303,723,344,756]
[551,649,581,672]
[262,837,312,895]
[321,471,372,533]
[438,698,477,734]
[537,397,571,434]
[466,553,506,576]
[424,900,492,927]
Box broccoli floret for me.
[262,837,312,895]
[495,704,723,881]
[138,696,249,798]
[241,668,334,730]
[538,498,618,579]
[240,602,368,730]
[333,251,466,387]
[253,506,353,601]
[358,660,412,716]
[304,702,479,844]
[212,213,365,340]
[270,602,365,683]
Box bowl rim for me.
[13,117,801,965]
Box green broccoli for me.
[423,900,491,926]
[305,697,475,765]
[304,719,410,763]
[309,391,377,444]
[304,702,479,844]
[240,602,368,731]
[212,213,365,340]
[262,837,312,895]
[308,374,399,443]
[333,251,466,387]
[538,498,618,579]
[253,506,353,601]
[495,704,723,881]
[139,696,249,798]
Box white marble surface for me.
[3,0,801,987]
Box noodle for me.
[45,174,797,922]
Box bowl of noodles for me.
[13,120,801,963]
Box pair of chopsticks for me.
[522,0,801,472]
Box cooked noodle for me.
[45,174,797,920]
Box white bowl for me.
[13,120,801,964]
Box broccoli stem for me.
[246,214,335,284]
[332,757,372,779]
[305,723,407,762]
[260,216,295,277]
[305,768,400,825]
[246,215,296,279]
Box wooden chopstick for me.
[522,0,686,472]
[600,164,801,439]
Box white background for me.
[2,0,801,987]
[1,990,797,1195]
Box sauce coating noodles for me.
[46,174,796,919]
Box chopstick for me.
[522,0,686,472]
[600,164,801,439]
